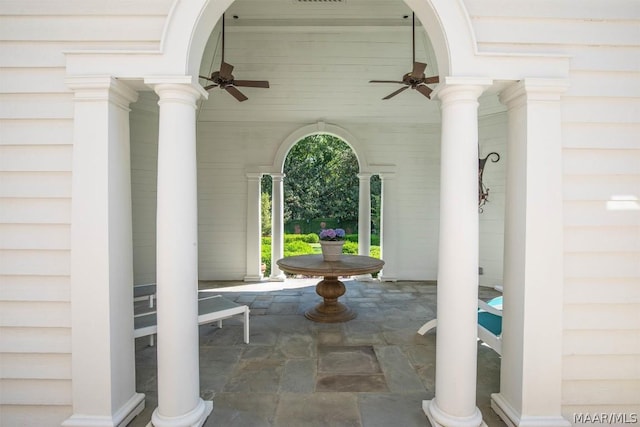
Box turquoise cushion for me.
[478,296,503,336]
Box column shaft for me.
[270,173,286,280]
[492,79,570,427]
[152,83,211,426]
[358,173,372,256]
[426,80,490,427]
[379,172,397,281]
[245,173,263,281]
[64,77,144,427]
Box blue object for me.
[478,296,502,336]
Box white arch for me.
[269,122,370,175]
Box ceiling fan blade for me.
[220,61,234,79]
[370,80,405,84]
[411,62,427,78]
[234,80,270,88]
[415,84,433,99]
[203,84,218,91]
[382,85,409,100]
[225,85,248,102]
[423,76,440,84]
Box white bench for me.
[134,295,250,345]
[133,283,156,308]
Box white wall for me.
[0,2,172,424]
[466,0,640,418]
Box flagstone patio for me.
[129,278,505,427]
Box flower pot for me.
[319,240,345,261]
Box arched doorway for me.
[64,1,570,426]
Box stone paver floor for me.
[129,278,505,427]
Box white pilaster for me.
[492,79,570,427]
[270,173,286,281]
[424,78,491,427]
[150,81,212,427]
[64,76,144,427]
[357,173,372,256]
[245,172,263,281]
[378,172,398,282]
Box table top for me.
[276,254,384,277]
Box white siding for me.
[0,1,172,424]
[466,0,640,418]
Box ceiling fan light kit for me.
[369,12,439,100]
[199,13,270,102]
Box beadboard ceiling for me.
[196,0,446,124]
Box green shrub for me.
[262,236,271,245]
[370,245,381,259]
[342,241,358,254]
[370,235,380,246]
[284,240,315,257]
[261,242,272,275]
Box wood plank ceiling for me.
[196,0,443,124]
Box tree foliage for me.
[261,134,381,230]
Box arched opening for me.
[64,1,571,426]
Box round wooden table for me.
[276,254,385,323]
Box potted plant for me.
[318,228,346,261]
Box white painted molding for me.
[491,394,571,427]
[62,393,145,427]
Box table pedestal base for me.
[305,276,357,323]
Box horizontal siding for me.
[465,0,640,20]
[0,16,166,42]
[0,379,72,405]
[0,0,173,15]
[563,354,640,381]
[0,198,71,224]
[0,249,70,276]
[0,327,71,354]
[564,303,640,331]
[0,119,73,146]
[561,380,640,405]
[0,275,70,302]
[1,404,71,427]
[0,145,72,172]
[564,278,639,305]
[0,353,71,380]
[0,224,70,250]
[0,301,71,328]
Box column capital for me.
[146,77,208,106]
[270,173,286,181]
[378,172,396,181]
[499,78,570,107]
[65,75,139,108]
[433,77,492,104]
[357,172,373,180]
[246,172,263,180]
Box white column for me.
[245,172,263,281]
[63,77,144,427]
[357,173,372,257]
[151,81,212,427]
[378,172,398,282]
[270,173,286,281]
[424,78,491,427]
[491,80,570,427]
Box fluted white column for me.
[151,82,211,427]
[357,173,372,257]
[424,78,491,427]
[492,79,570,427]
[270,173,286,281]
[245,172,263,281]
[378,172,398,281]
[64,76,144,427]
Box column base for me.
[423,399,485,427]
[491,394,571,427]
[243,274,263,282]
[149,399,213,427]
[269,273,286,282]
[63,392,145,427]
[378,274,397,282]
[353,273,373,281]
